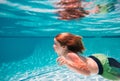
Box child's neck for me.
[60,50,72,57]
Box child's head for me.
[54,32,85,54]
[60,0,80,4]
[58,9,86,20]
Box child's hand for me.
[56,56,67,66]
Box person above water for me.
[53,32,120,80]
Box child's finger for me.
[56,57,61,62]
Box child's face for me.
[53,38,65,56]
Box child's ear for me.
[63,46,67,49]
[62,45,66,48]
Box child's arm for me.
[82,2,94,8]
[86,6,99,14]
[57,54,91,76]
[66,53,91,76]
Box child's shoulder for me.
[67,52,80,61]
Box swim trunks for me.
[89,54,120,80]
[97,3,115,14]
[94,0,117,14]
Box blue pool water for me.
[0,0,120,81]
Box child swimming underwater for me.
[53,32,120,80]
[55,0,117,20]
[56,0,89,20]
